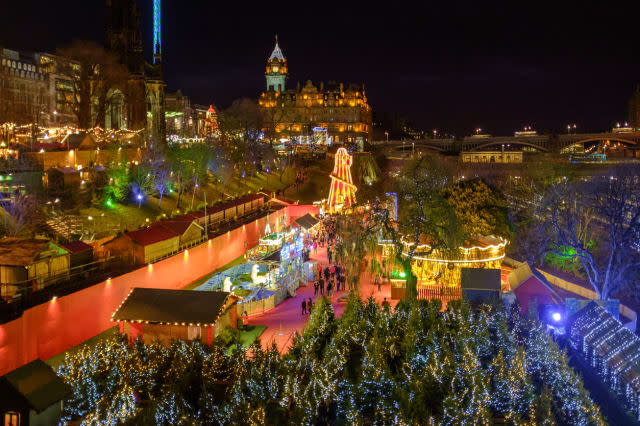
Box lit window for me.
[187,326,201,340]
[4,412,20,426]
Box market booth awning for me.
[112,288,232,326]
[294,214,320,231]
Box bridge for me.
[372,131,640,154]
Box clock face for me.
[272,66,279,72]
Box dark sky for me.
[3,1,640,136]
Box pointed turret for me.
[269,35,285,61]
[265,36,287,92]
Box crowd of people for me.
[301,215,391,317]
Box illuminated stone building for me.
[0,48,49,125]
[105,0,165,141]
[165,90,193,138]
[258,39,372,145]
[192,104,219,138]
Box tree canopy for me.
[59,298,604,425]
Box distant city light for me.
[552,312,562,322]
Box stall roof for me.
[1,359,71,413]
[294,213,319,230]
[0,238,68,266]
[62,240,93,254]
[461,268,501,291]
[150,220,203,237]
[126,226,179,246]
[112,288,233,325]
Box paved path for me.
[246,246,396,352]
[247,246,513,353]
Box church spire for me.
[265,36,287,91]
[269,35,285,61]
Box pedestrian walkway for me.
[246,246,396,353]
[247,245,512,354]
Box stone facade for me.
[0,49,49,126]
[258,40,371,145]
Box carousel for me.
[381,235,507,292]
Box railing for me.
[0,206,284,324]
[0,256,128,324]
[416,284,462,305]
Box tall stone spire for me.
[265,36,287,92]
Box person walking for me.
[324,266,330,282]
[320,278,325,296]
[308,298,313,313]
[314,280,319,296]
[376,275,381,292]
[301,299,307,315]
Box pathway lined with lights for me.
[247,247,513,353]
[246,246,395,353]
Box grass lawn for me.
[227,325,267,355]
[182,253,247,290]
[45,326,120,371]
[239,325,267,348]
[288,160,333,204]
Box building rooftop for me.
[294,213,319,230]
[1,359,71,413]
[508,262,562,303]
[0,238,67,266]
[48,166,79,175]
[112,288,233,325]
[269,41,285,61]
[62,240,93,254]
[461,268,501,291]
[150,220,202,237]
[126,226,179,246]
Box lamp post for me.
[137,193,143,208]
[191,182,198,211]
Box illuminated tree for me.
[60,301,605,425]
[543,164,640,300]
[0,192,40,237]
[104,162,130,202]
[442,178,510,239]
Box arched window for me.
[4,411,21,426]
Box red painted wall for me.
[512,276,557,315]
[286,204,320,221]
[0,205,318,376]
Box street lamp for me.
[137,193,143,208]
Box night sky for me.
[3,1,640,136]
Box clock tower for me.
[265,36,287,92]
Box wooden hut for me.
[61,240,94,268]
[112,288,239,346]
[0,238,70,299]
[0,359,71,426]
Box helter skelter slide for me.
[327,147,357,213]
